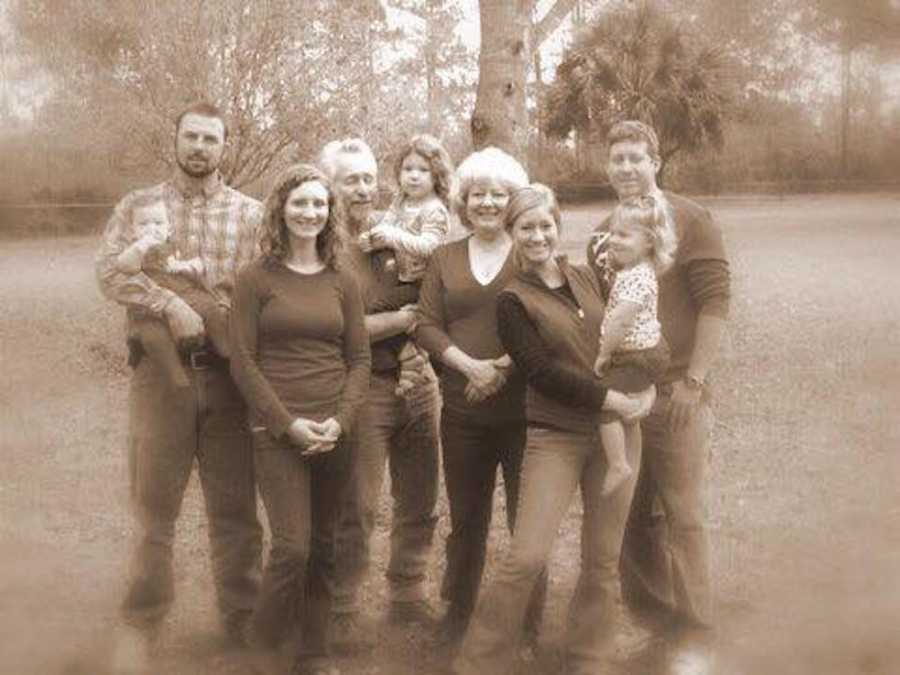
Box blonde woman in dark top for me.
[416,147,545,655]
[230,163,370,675]
[454,185,654,675]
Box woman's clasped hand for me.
[287,417,342,455]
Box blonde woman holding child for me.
[592,195,674,495]
[454,184,655,675]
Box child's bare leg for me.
[167,283,230,358]
[599,418,633,495]
[137,319,190,388]
[623,418,642,478]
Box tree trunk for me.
[363,15,375,138]
[839,46,851,178]
[532,15,545,169]
[472,0,579,162]
[425,0,439,131]
[471,1,531,160]
[573,0,585,175]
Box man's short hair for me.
[319,138,377,179]
[606,120,660,161]
[174,101,229,140]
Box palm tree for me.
[543,0,733,181]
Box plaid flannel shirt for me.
[96,172,263,317]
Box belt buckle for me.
[188,349,211,370]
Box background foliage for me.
[1,0,899,228]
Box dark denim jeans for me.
[456,424,640,675]
[122,357,262,631]
[332,369,440,612]
[250,429,349,669]
[620,388,715,631]
[440,410,546,637]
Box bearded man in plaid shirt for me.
[96,101,263,672]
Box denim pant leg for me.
[620,392,714,630]
[647,397,714,628]
[195,366,262,630]
[564,427,641,674]
[387,374,440,602]
[252,431,348,666]
[440,413,503,622]
[332,381,391,613]
[456,427,586,675]
[619,435,674,622]
[122,358,198,629]
[299,439,350,667]
[251,432,313,648]
[497,421,548,641]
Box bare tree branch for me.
[533,0,579,48]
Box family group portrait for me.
[1,1,898,674]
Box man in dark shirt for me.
[320,138,441,653]
[586,121,731,675]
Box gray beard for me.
[347,205,373,232]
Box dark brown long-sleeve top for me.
[497,259,610,435]
[416,236,525,423]
[496,290,608,411]
[340,240,416,373]
[230,258,370,439]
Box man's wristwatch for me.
[683,373,705,391]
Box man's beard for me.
[346,202,373,230]
[177,155,217,179]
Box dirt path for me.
[2,194,899,674]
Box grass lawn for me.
[1,192,898,674]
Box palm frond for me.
[542,0,731,164]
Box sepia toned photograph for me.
[1,1,898,674]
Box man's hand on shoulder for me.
[164,296,205,350]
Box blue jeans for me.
[456,424,640,675]
[332,369,440,612]
[122,357,262,631]
[620,386,715,631]
[251,430,349,669]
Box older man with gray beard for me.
[319,138,441,654]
